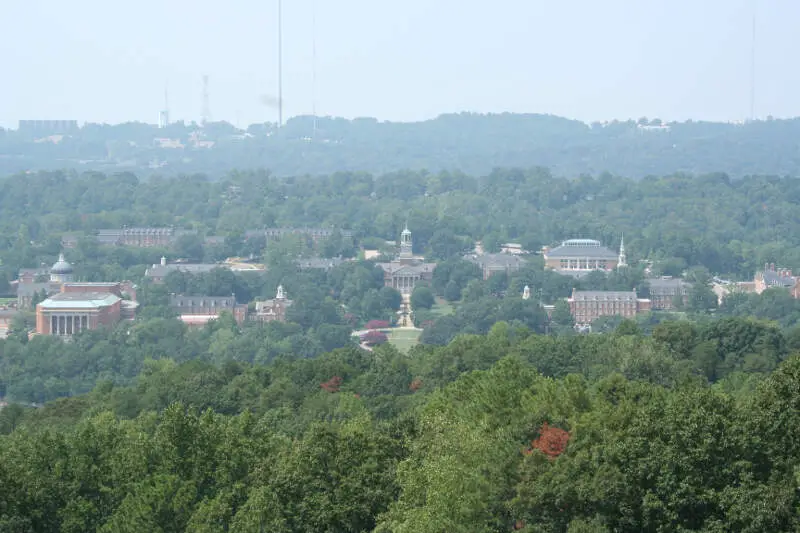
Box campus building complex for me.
[35,282,138,337]
[568,289,650,325]
[376,226,436,295]
[543,237,626,277]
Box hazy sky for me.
[2,0,797,128]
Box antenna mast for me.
[312,0,318,138]
[750,1,756,121]
[202,74,211,126]
[159,82,170,128]
[278,0,284,127]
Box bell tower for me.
[399,223,413,262]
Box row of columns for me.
[563,259,607,270]
[392,275,419,293]
[50,314,89,336]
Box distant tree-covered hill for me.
[3,113,800,178]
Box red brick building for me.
[169,294,247,327]
[568,289,651,325]
[646,277,692,310]
[35,282,139,337]
[253,285,293,323]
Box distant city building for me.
[246,227,354,244]
[35,282,138,337]
[253,285,293,323]
[542,238,623,277]
[16,254,73,309]
[637,123,671,132]
[646,277,692,310]
[465,253,526,280]
[754,264,797,295]
[18,120,79,136]
[158,109,170,129]
[500,243,526,255]
[568,289,650,325]
[96,227,182,247]
[713,281,757,305]
[0,309,17,339]
[223,258,267,273]
[145,257,227,283]
[296,257,348,270]
[376,225,436,295]
[17,266,50,284]
[62,227,198,248]
[204,236,227,247]
[169,294,247,327]
[153,138,184,149]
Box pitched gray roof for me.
[464,253,526,269]
[545,239,618,259]
[247,228,354,239]
[296,257,347,270]
[17,282,59,297]
[647,277,692,294]
[570,290,638,302]
[170,294,237,308]
[40,292,121,309]
[145,263,224,278]
[378,262,436,275]
[761,270,795,288]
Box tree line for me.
[2,319,799,531]
[4,113,800,179]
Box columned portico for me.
[49,314,90,336]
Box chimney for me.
[765,262,769,272]
[160,256,167,266]
[770,263,776,272]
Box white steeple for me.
[618,234,627,268]
[276,284,286,300]
[522,285,531,300]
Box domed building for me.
[50,253,74,283]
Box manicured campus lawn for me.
[388,328,421,353]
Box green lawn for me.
[0,297,15,306]
[388,329,421,353]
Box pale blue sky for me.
[1,0,797,128]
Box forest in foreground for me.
[2,318,799,532]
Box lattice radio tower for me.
[201,74,211,126]
[277,0,284,127]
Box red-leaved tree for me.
[525,422,570,459]
[362,330,388,346]
[320,376,343,393]
[365,319,390,330]
[409,378,423,392]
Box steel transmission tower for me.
[277,0,284,127]
[202,75,211,126]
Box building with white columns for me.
[542,238,624,277]
[376,225,437,295]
